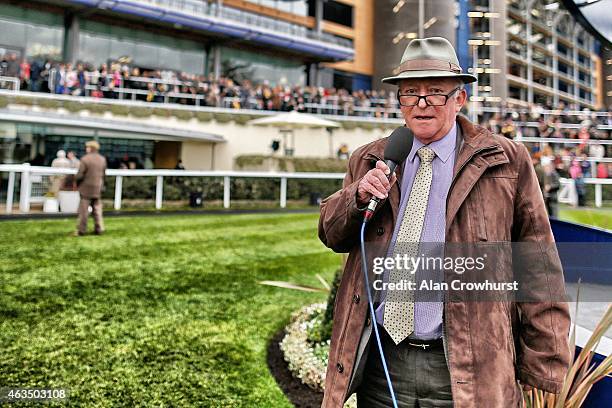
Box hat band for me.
[396,59,462,75]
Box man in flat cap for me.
[74,140,107,236]
[318,37,570,407]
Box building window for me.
[246,0,309,17]
[309,1,353,28]
[0,4,63,60]
[78,20,205,74]
[220,47,305,86]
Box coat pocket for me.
[467,182,488,242]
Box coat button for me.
[337,362,344,373]
[376,227,385,236]
[352,294,360,304]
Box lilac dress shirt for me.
[375,123,457,340]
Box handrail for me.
[0,164,345,214]
[1,165,609,214]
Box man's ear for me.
[455,89,468,113]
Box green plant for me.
[110,104,129,116]
[233,114,253,125]
[38,99,61,109]
[195,111,213,122]
[152,107,171,118]
[523,289,612,407]
[14,96,34,106]
[172,109,193,121]
[129,106,153,118]
[235,155,266,168]
[63,100,84,112]
[85,103,108,114]
[214,112,233,123]
[342,121,358,130]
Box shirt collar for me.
[407,122,457,164]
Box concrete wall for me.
[182,120,394,170]
[124,114,399,170]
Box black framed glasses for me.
[397,87,461,107]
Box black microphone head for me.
[384,126,414,165]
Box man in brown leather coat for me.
[318,37,570,407]
[74,140,107,236]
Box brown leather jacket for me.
[76,152,107,199]
[318,115,570,407]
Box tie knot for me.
[417,147,436,164]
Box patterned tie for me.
[383,146,436,345]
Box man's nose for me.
[416,97,428,109]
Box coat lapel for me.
[445,116,507,232]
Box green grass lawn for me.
[0,213,341,407]
[558,205,612,231]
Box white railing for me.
[558,177,612,208]
[0,164,345,214]
[1,164,610,214]
[0,76,20,92]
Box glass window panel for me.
[133,42,161,69]
[78,32,111,66]
[0,5,63,60]
[26,24,63,59]
[79,21,205,74]
[180,50,205,75]
[109,37,136,63]
[0,19,27,50]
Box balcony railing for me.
[131,0,353,49]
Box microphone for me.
[363,126,414,222]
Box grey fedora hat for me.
[382,37,477,85]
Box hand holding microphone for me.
[357,161,397,204]
[359,127,414,222]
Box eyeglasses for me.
[397,87,461,107]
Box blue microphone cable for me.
[360,221,398,408]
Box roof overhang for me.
[0,109,226,143]
[559,0,611,47]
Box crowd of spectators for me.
[1,54,397,117]
[2,54,610,184]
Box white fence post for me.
[223,176,230,209]
[155,175,163,210]
[114,175,123,210]
[595,184,602,208]
[6,171,15,214]
[280,177,287,208]
[19,164,31,213]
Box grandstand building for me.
[0,0,609,171]
[0,0,372,90]
[462,0,604,110]
[0,0,377,168]
[373,1,606,111]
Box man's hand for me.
[357,160,397,205]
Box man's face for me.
[398,78,467,144]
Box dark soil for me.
[267,329,324,408]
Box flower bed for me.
[280,303,357,407]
